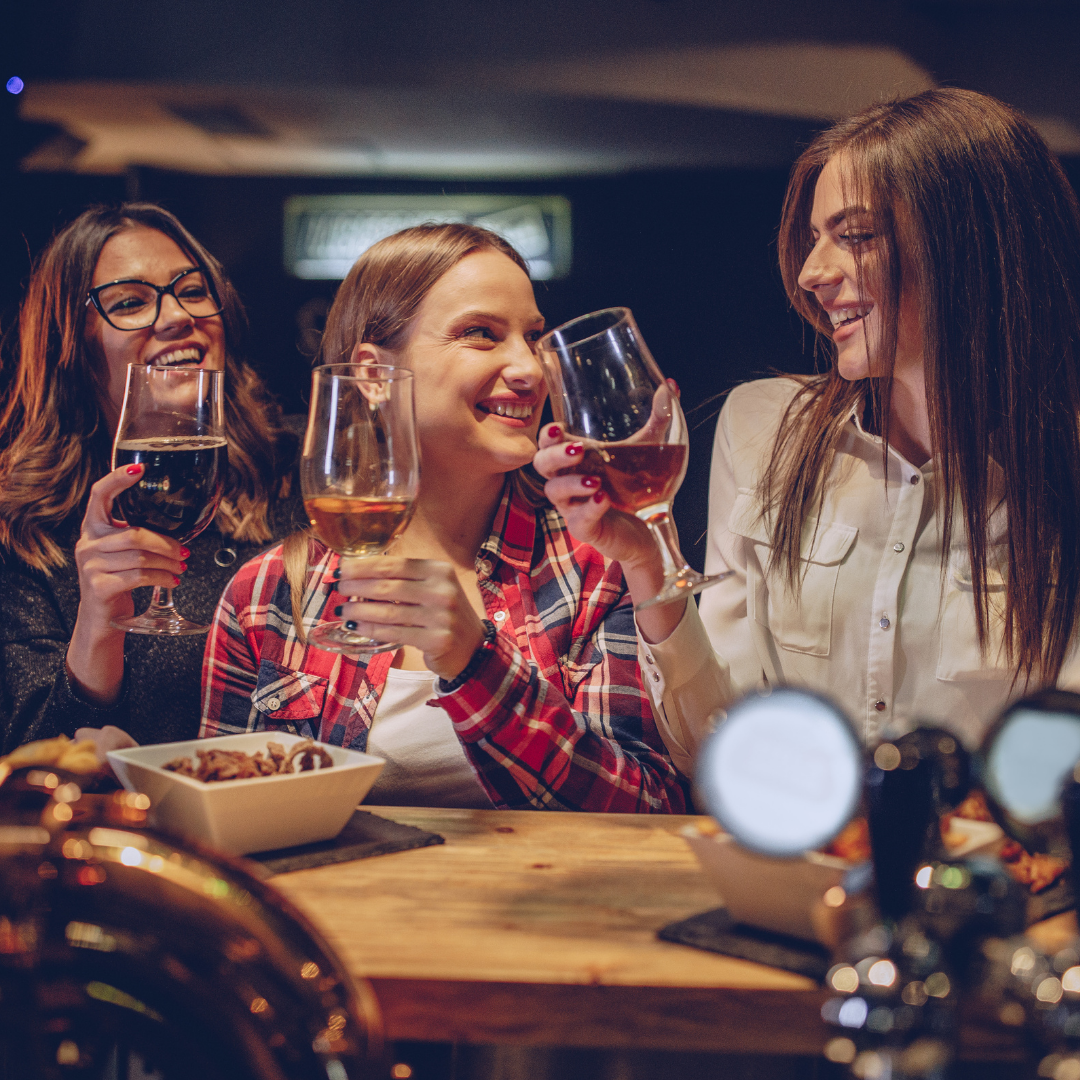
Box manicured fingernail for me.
[668,378,680,395]
[593,491,605,503]
[566,443,583,457]
[126,464,142,476]
[179,562,187,573]
[172,575,181,586]
[332,568,341,580]
[334,605,343,616]
[581,476,600,489]
[547,425,561,439]
[345,620,358,631]
[180,547,190,558]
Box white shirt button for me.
[492,610,507,622]
[265,697,281,712]
[652,671,661,682]
[879,613,891,630]
[477,559,493,578]
[893,542,905,553]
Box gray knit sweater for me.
[0,479,306,753]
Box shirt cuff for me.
[636,600,731,777]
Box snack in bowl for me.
[163,739,333,782]
[108,732,384,856]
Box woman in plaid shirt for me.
[201,224,686,813]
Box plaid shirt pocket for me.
[250,660,329,737]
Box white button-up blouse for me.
[640,377,1080,776]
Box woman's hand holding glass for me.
[334,558,487,681]
[75,465,189,625]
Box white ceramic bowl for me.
[108,732,385,856]
[683,823,849,942]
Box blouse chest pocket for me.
[729,490,858,658]
[936,558,1011,682]
[250,659,329,737]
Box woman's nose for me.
[797,240,844,294]
[154,292,195,333]
[503,336,544,387]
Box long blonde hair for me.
[0,203,290,573]
[283,223,543,637]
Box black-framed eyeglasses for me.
[86,268,224,331]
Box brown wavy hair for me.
[282,222,544,634]
[0,203,290,572]
[767,87,1080,684]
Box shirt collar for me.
[478,478,536,575]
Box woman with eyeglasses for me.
[0,204,304,753]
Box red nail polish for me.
[581,476,600,489]
[172,576,180,586]
[180,547,190,558]
[566,443,583,457]
[547,424,561,439]
[593,491,605,503]
[125,464,142,476]
[179,562,187,573]
[668,378,681,395]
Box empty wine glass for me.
[111,363,226,635]
[301,364,420,655]
[537,307,727,609]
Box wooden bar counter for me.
[273,808,830,1053]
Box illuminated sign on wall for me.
[283,194,572,281]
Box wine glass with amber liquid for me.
[301,364,420,655]
[111,363,226,635]
[538,307,726,609]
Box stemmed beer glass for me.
[301,364,420,655]
[111,363,227,634]
[537,307,726,609]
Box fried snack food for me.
[163,739,334,784]
[0,735,103,785]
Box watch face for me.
[697,688,863,858]
[981,690,1080,852]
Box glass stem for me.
[646,510,692,578]
[146,586,180,619]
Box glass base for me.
[110,612,211,636]
[308,621,400,657]
[634,569,734,611]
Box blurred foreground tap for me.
[0,760,384,1079]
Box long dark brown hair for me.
[282,223,543,634]
[0,203,290,572]
[767,87,1080,684]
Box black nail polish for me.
[334,605,343,617]
[332,568,341,580]
[345,620,358,631]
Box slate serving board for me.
[249,809,444,875]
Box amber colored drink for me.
[305,496,413,556]
[585,444,687,516]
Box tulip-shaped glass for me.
[538,307,726,608]
[111,363,226,635]
[301,364,420,655]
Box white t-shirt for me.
[364,667,493,809]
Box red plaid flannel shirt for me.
[201,484,686,812]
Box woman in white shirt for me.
[535,87,1080,772]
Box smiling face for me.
[798,155,923,384]
[86,227,226,428]
[385,249,546,479]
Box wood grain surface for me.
[272,806,1065,1056]
[271,807,828,1051]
